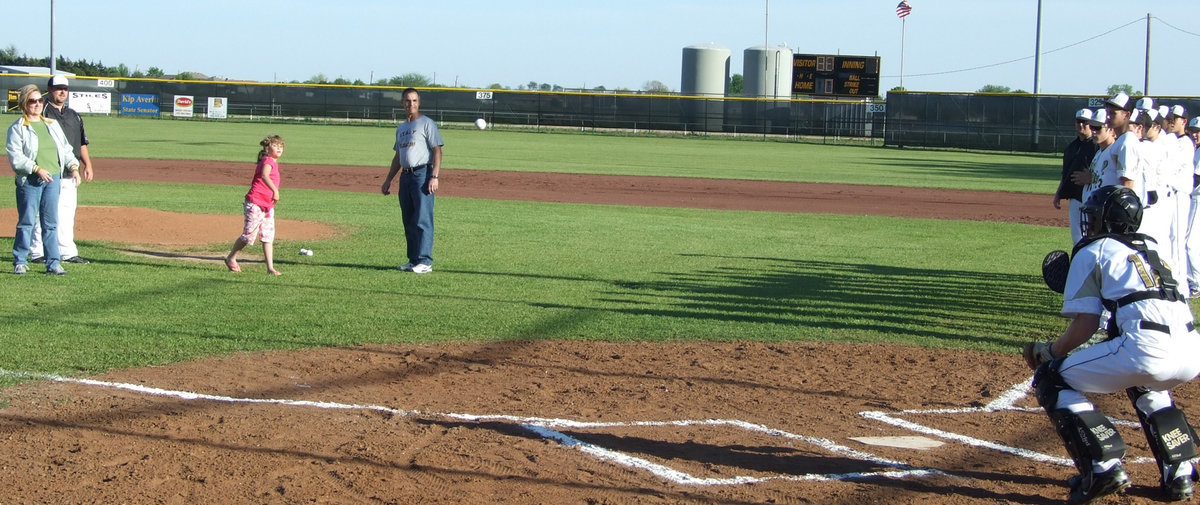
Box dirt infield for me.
[9,158,1189,505]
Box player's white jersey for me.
[1063,236,1193,334]
[1083,144,1120,202]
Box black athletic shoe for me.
[30,257,45,264]
[1068,465,1130,505]
[1164,471,1196,501]
[64,256,89,264]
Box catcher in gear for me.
[1025,185,1200,504]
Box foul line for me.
[3,369,945,486]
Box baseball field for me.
[1,115,1195,504]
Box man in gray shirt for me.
[381,88,442,274]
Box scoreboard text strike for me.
[792,54,881,97]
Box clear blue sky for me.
[5,0,1199,96]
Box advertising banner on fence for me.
[67,91,111,114]
[173,95,194,117]
[120,93,159,116]
[207,97,228,119]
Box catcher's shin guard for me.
[1047,408,1127,474]
[1126,387,1199,483]
[1035,361,1126,472]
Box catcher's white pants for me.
[31,176,78,259]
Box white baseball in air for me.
[474,118,487,130]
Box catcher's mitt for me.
[1042,250,1070,294]
[1022,341,1055,370]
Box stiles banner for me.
[173,95,195,117]
[67,92,112,114]
[120,93,160,116]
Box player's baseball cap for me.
[1088,108,1110,127]
[1169,105,1187,119]
[47,75,69,89]
[1106,92,1134,111]
[1188,117,1200,132]
[1075,108,1093,122]
[1131,108,1154,127]
[1135,97,1154,111]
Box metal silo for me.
[742,44,794,132]
[681,43,730,131]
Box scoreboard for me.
[792,54,881,97]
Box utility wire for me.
[882,17,1145,79]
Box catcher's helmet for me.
[1080,185,1142,236]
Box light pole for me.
[49,0,57,73]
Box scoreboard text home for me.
[792,54,881,97]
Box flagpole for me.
[900,17,906,89]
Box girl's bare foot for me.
[268,268,281,276]
[225,257,241,273]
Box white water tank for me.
[681,43,731,131]
[681,43,730,96]
[743,45,793,98]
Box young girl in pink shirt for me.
[225,135,284,275]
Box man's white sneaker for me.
[397,262,415,271]
[411,263,433,274]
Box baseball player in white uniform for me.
[1186,117,1200,295]
[1080,109,1120,203]
[1024,185,1200,504]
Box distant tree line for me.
[3,47,687,93]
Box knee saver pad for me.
[1073,410,1127,462]
[1034,359,1069,409]
[1147,407,1199,464]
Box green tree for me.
[1106,84,1141,96]
[643,80,670,93]
[487,83,506,89]
[146,67,164,78]
[384,73,433,87]
[114,63,130,77]
[729,74,743,95]
[977,84,1012,93]
[175,72,195,81]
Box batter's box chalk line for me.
[859,376,1160,467]
[2,370,944,486]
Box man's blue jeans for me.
[398,168,434,265]
[13,173,61,271]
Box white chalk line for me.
[3,370,946,486]
[859,375,1154,467]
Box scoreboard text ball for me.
[792,54,881,97]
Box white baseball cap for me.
[1169,105,1187,119]
[1135,97,1154,111]
[1106,92,1134,111]
[1158,105,1170,119]
[1089,108,1110,126]
[47,75,69,89]
[1075,108,1093,121]
[1187,116,1200,132]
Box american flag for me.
[896,0,912,18]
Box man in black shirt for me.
[1055,108,1098,244]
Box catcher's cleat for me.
[1163,470,1196,501]
[1067,465,1130,505]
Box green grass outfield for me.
[1,115,1087,378]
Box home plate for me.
[848,436,945,450]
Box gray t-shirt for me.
[393,115,443,169]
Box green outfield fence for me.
[4,74,1195,153]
